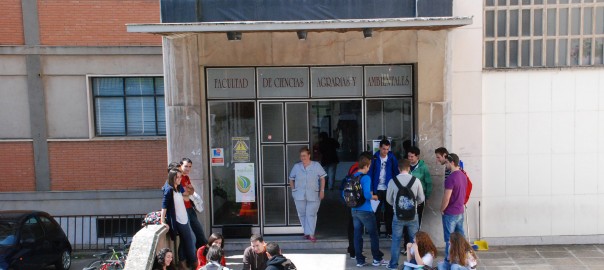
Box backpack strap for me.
[406,176,416,189]
[393,175,404,190]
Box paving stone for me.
[545,257,583,266]
[478,252,512,259]
[534,245,568,252]
[514,258,549,265]
[580,258,604,265]
[550,266,589,270]
[540,251,575,258]
[518,266,554,270]
[566,245,600,251]
[507,251,542,259]
[480,258,517,266]
[574,250,604,258]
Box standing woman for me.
[161,169,198,269]
[289,146,326,242]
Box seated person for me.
[199,245,231,270]
[152,248,175,270]
[197,233,226,268]
[265,242,297,270]
[242,234,268,270]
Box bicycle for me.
[83,233,131,270]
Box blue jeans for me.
[186,207,208,248]
[351,210,383,265]
[175,222,197,265]
[438,260,471,270]
[324,163,337,189]
[389,214,419,269]
[442,213,465,261]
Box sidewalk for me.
[223,244,604,270]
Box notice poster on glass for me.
[211,148,224,166]
[232,137,250,162]
[235,163,255,203]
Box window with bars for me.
[92,77,166,136]
[484,0,604,68]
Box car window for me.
[0,221,18,246]
[40,216,59,233]
[22,216,45,242]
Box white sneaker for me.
[372,259,388,266]
[356,262,368,267]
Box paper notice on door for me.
[371,200,380,213]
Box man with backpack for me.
[385,159,425,270]
[342,154,387,267]
[440,153,467,262]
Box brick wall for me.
[48,140,167,191]
[0,0,25,45]
[0,142,36,192]
[38,0,161,46]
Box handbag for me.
[190,192,204,213]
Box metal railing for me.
[54,214,146,251]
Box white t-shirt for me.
[378,156,388,190]
[410,249,434,267]
[173,192,189,224]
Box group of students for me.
[156,158,296,270]
[152,233,295,270]
[342,139,478,270]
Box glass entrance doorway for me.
[259,100,364,235]
[206,65,415,236]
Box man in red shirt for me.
[181,158,208,248]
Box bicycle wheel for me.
[84,259,103,270]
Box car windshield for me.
[0,221,18,246]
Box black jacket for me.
[265,255,296,270]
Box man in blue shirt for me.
[368,139,400,238]
[345,154,387,267]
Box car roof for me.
[0,210,49,221]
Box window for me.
[485,0,604,68]
[92,77,165,136]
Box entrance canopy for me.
[127,17,472,36]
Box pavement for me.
[70,244,604,270]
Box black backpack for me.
[281,259,297,270]
[343,174,366,208]
[393,176,417,220]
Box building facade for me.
[1,0,603,247]
[0,0,166,238]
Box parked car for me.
[0,210,71,270]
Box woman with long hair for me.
[197,232,226,268]
[161,169,198,269]
[152,248,176,270]
[403,231,438,269]
[438,232,478,270]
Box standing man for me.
[368,139,400,238]
[435,147,464,179]
[318,132,340,190]
[440,153,467,262]
[242,234,269,270]
[386,159,424,270]
[407,146,432,227]
[181,158,208,248]
[345,154,387,267]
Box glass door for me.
[365,98,414,159]
[260,101,309,234]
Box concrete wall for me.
[451,0,604,244]
[481,69,604,244]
